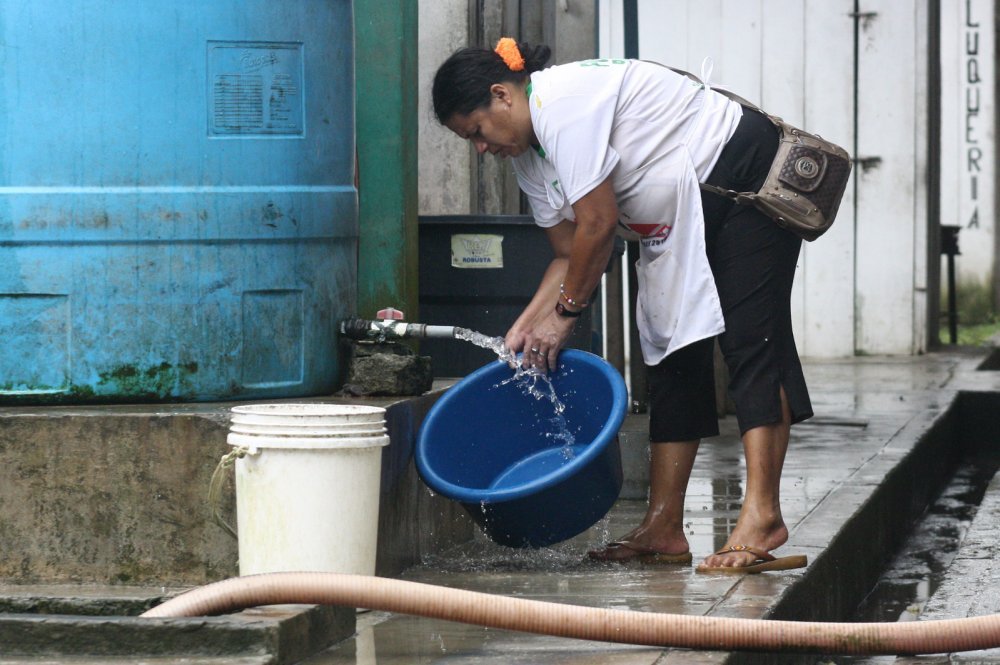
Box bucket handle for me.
[208,446,249,540]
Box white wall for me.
[602,0,932,357]
[854,0,928,354]
[418,1,948,357]
[418,1,473,215]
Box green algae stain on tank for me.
[0,363,204,405]
[97,362,201,401]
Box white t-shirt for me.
[512,58,742,364]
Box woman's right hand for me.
[504,326,530,367]
[503,220,577,370]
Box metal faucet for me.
[339,307,457,341]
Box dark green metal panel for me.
[354,0,419,319]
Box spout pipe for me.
[143,572,1000,655]
[339,318,457,341]
[414,324,457,338]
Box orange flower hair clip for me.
[494,37,525,72]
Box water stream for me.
[453,327,575,450]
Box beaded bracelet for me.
[559,283,589,309]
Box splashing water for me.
[454,327,575,451]
[453,328,510,360]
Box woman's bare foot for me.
[589,522,690,561]
[616,523,690,556]
[697,507,789,570]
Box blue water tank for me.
[0,1,356,403]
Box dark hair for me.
[432,41,552,124]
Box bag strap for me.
[649,59,765,204]
[663,61,762,114]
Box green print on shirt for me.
[579,58,627,67]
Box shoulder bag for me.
[668,64,853,242]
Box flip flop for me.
[587,540,693,565]
[695,545,807,574]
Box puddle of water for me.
[418,514,617,574]
[418,541,589,573]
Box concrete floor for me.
[300,349,1000,665]
[2,349,1000,664]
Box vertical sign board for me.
[940,0,996,288]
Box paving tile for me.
[304,615,665,665]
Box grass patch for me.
[939,278,998,346]
[939,320,1000,346]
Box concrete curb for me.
[716,389,1000,663]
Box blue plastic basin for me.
[416,349,627,548]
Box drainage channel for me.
[825,445,1000,665]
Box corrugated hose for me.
[141,571,1000,655]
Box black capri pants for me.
[647,107,814,441]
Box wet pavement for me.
[2,350,1000,664]
[296,349,1000,665]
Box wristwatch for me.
[555,302,582,318]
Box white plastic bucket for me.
[226,404,389,577]
[230,403,386,427]
[228,422,387,437]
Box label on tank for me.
[450,234,504,268]
[208,41,304,136]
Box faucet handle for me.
[376,307,405,321]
